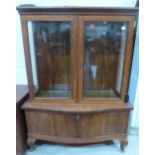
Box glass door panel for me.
[83,21,128,99]
[27,21,72,98]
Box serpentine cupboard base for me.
[23,102,132,152]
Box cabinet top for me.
[16,6,138,16]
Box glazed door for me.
[21,15,78,102]
[78,16,135,103]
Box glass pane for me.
[83,21,128,98]
[28,21,71,98]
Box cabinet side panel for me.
[25,110,77,138]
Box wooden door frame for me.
[20,15,78,103]
[78,15,135,104]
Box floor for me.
[26,128,138,155]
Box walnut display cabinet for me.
[17,6,138,151]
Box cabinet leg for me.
[120,140,128,152]
[27,138,36,149]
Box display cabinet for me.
[17,6,138,151]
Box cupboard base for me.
[23,103,132,151]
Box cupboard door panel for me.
[79,112,129,138]
[26,111,77,138]
[78,16,135,102]
[28,21,72,98]
[22,15,78,101]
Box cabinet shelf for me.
[36,90,71,98]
